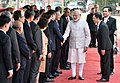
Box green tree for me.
[95,0,120,11]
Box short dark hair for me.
[25,9,35,19]
[40,9,45,14]
[38,17,48,29]
[103,6,112,12]
[30,5,37,10]
[34,10,40,20]
[47,5,51,8]
[23,5,30,10]
[55,6,62,13]
[13,10,22,21]
[0,15,11,27]
[47,10,56,16]
[91,8,95,10]
[94,12,102,20]
[41,13,51,19]
[64,7,70,11]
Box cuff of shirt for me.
[8,70,13,73]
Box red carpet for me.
[50,41,120,83]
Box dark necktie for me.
[66,17,69,22]
[97,25,99,31]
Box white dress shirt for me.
[104,16,109,23]
[66,16,70,22]
[97,20,102,30]
[0,29,6,34]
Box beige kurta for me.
[39,29,48,72]
[63,19,91,63]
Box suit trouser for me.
[14,60,27,83]
[90,31,97,47]
[28,53,40,83]
[39,72,46,83]
[52,49,61,73]
[50,51,55,74]
[23,59,31,83]
[110,48,114,73]
[0,77,12,83]
[60,40,69,68]
[12,67,17,83]
[98,49,111,80]
[45,55,51,77]
[42,51,54,76]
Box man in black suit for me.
[1,11,21,83]
[60,8,72,69]
[51,10,63,75]
[87,8,97,47]
[28,10,43,83]
[93,12,112,82]
[13,21,30,83]
[23,9,37,83]
[47,10,64,78]
[0,15,13,83]
[102,6,116,75]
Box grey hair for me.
[1,11,12,19]
[73,9,82,15]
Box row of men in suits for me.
[0,9,39,83]
[0,6,74,83]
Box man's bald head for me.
[13,21,23,33]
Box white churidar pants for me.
[71,63,84,77]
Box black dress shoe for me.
[48,74,55,79]
[68,76,76,80]
[67,64,71,67]
[97,72,102,75]
[52,72,59,77]
[78,76,84,80]
[96,78,109,82]
[60,66,70,70]
[55,70,62,74]
[46,78,55,82]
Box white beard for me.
[73,18,80,22]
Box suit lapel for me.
[102,17,104,21]
[106,17,110,25]
[97,21,103,37]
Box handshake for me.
[61,40,65,46]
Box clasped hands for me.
[61,40,65,46]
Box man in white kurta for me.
[63,10,91,80]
